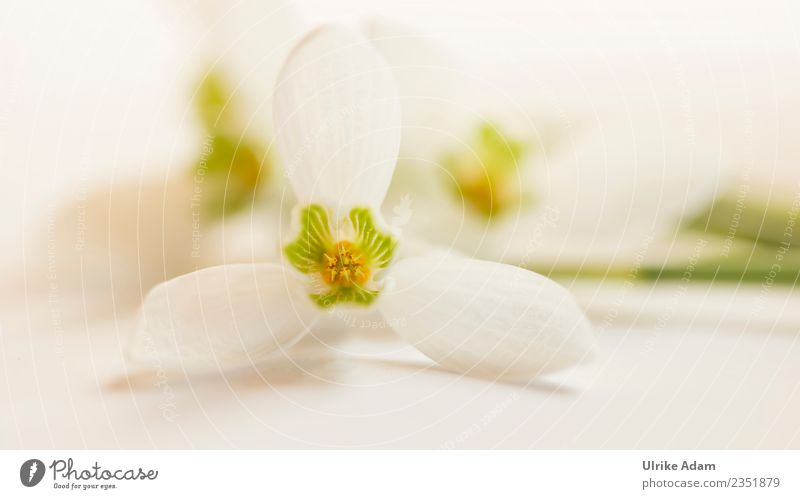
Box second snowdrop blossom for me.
[130,26,595,381]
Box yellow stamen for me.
[322,241,370,286]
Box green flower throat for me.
[284,204,397,308]
[444,123,529,219]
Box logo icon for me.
[20,459,45,487]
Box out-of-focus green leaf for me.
[684,188,799,247]
[539,231,800,286]
[537,181,800,286]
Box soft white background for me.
[1,0,799,448]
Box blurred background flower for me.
[358,12,800,299]
[0,0,306,321]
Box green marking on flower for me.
[310,285,380,308]
[443,122,530,219]
[192,69,270,217]
[284,204,334,274]
[349,207,397,268]
[284,204,397,308]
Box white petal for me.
[129,264,317,372]
[272,25,401,210]
[379,256,595,379]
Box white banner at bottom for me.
[0,451,797,498]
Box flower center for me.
[322,241,370,286]
[284,204,397,308]
[453,167,515,218]
[443,122,530,219]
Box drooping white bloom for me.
[174,0,305,140]
[130,26,595,380]
[37,0,304,322]
[364,20,729,267]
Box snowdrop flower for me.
[130,26,595,380]
[175,0,309,227]
[33,0,302,322]
[179,0,310,216]
[365,20,727,267]
[363,19,545,221]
